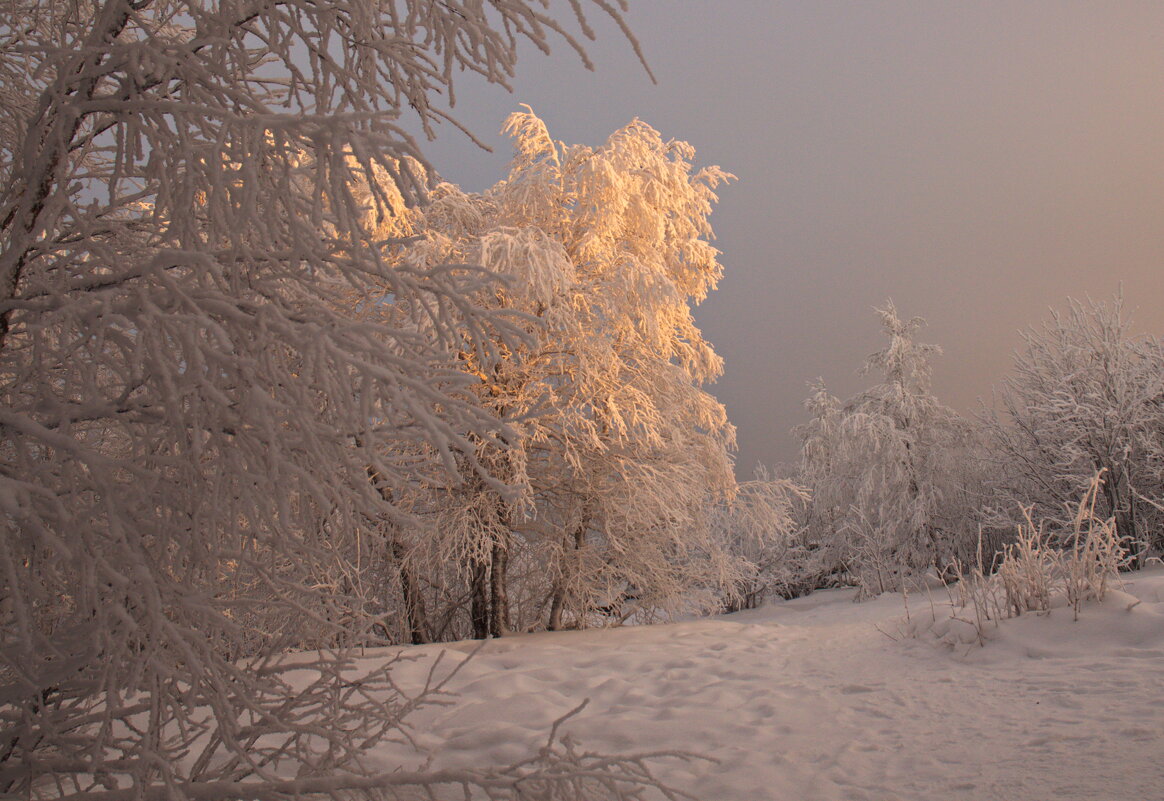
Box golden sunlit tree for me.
[385,109,749,637]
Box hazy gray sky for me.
[411,0,1164,474]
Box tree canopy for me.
[0,2,703,798]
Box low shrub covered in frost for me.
[908,472,1131,649]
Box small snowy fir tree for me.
[797,303,981,595]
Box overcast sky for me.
[409,0,1164,474]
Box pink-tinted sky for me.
[409,0,1164,474]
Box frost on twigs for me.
[983,294,1164,567]
[796,303,983,597]
[385,109,741,637]
[2,650,700,800]
[487,700,704,801]
[709,468,809,610]
[911,472,1131,649]
[0,0,672,797]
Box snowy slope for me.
[365,566,1164,801]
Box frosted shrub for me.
[985,295,1164,567]
[955,473,1130,631]
[710,470,809,610]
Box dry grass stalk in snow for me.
[952,472,1129,635]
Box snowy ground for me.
[367,567,1164,801]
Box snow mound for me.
[905,566,1164,661]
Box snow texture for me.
[359,566,1164,801]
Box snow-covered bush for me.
[796,303,983,596]
[709,468,810,610]
[984,294,1164,566]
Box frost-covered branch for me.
[0,0,665,797]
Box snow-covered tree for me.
[497,111,738,627]
[0,1,682,798]
[797,303,982,594]
[389,109,740,635]
[985,295,1164,566]
[709,466,809,611]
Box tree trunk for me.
[1116,506,1140,570]
[488,491,513,637]
[366,469,432,643]
[548,515,587,631]
[391,540,430,645]
[470,561,489,639]
[547,587,565,632]
[489,541,510,637]
[1101,467,1141,570]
